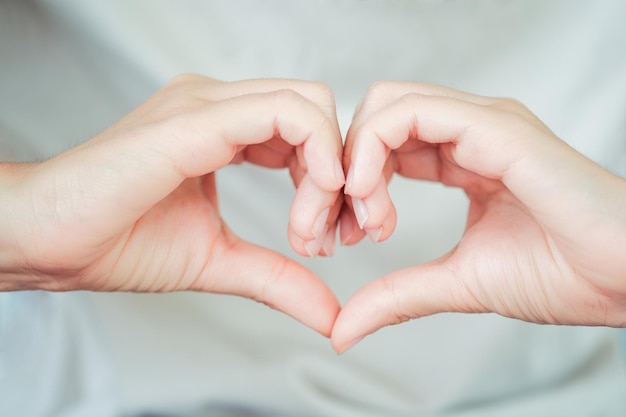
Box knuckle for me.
[159,95,203,120]
[259,255,291,307]
[363,81,415,115]
[380,276,412,324]
[306,80,333,96]
[154,81,209,119]
[351,124,371,141]
[491,96,527,113]
[366,80,395,98]
[273,87,302,104]
[309,81,337,112]
[167,73,205,87]
[398,91,423,106]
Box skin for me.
[332,81,626,352]
[2,77,625,351]
[0,75,345,337]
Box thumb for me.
[331,258,482,352]
[197,234,341,337]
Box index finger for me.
[36,89,345,241]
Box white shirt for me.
[1,1,626,416]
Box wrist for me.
[0,162,42,290]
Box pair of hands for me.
[2,75,626,352]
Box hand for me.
[332,81,626,352]
[0,75,345,336]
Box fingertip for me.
[339,209,354,245]
[313,298,342,338]
[365,227,383,243]
[287,224,317,258]
[344,131,388,198]
[332,334,366,355]
[342,229,366,246]
[312,207,331,240]
[289,174,338,241]
[303,141,345,193]
[331,291,380,353]
[339,209,366,246]
[201,237,341,336]
[345,165,354,194]
[373,203,397,243]
[330,291,378,353]
[331,261,472,348]
[352,197,369,229]
[320,224,337,257]
[349,177,395,236]
[334,158,346,187]
[303,237,324,257]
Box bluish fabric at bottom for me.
[135,403,292,417]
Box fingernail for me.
[345,166,354,192]
[322,228,336,257]
[231,152,245,165]
[352,198,369,229]
[304,239,321,258]
[304,241,318,257]
[365,227,383,243]
[340,215,354,246]
[311,207,331,240]
[304,224,329,257]
[338,335,365,354]
[340,231,353,246]
[334,158,345,185]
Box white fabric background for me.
[1,1,626,416]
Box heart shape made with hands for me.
[27,76,621,355]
